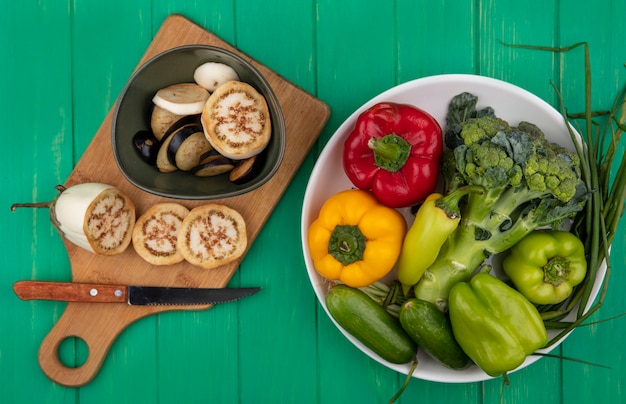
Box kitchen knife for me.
[13,280,260,305]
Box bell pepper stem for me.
[328,224,366,265]
[367,134,411,172]
[544,256,571,286]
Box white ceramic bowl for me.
[300,74,606,383]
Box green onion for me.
[504,41,625,346]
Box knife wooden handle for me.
[13,281,128,303]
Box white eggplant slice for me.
[177,204,247,269]
[193,62,240,92]
[168,131,213,171]
[150,105,185,141]
[201,81,272,160]
[132,203,190,265]
[11,183,136,255]
[152,83,210,116]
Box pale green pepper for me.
[448,273,548,377]
[502,229,587,305]
[397,185,483,295]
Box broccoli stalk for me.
[413,92,588,311]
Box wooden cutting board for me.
[35,14,330,387]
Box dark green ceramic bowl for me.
[112,45,285,200]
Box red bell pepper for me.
[342,102,443,208]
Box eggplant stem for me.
[10,184,66,211]
[10,201,52,211]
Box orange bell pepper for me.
[307,189,407,287]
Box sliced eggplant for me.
[160,113,202,139]
[133,130,160,165]
[150,105,185,141]
[198,148,222,163]
[132,203,190,265]
[193,62,240,92]
[201,81,271,160]
[170,132,213,171]
[156,131,178,173]
[228,155,258,184]
[192,155,235,177]
[152,83,210,115]
[165,124,208,171]
[53,183,135,256]
[176,203,247,269]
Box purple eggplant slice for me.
[133,130,160,165]
[199,149,221,162]
[166,124,207,171]
[229,155,259,184]
[192,155,235,177]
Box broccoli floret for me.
[455,141,516,189]
[444,93,506,148]
[413,92,588,311]
[515,121,546,143]
[460,116,510,145]
[508,165,523,187]
[523,139,581,202]
[447,116,511,148]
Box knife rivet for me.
[114,289,123,297]
[90,288,98,297]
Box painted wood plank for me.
[147,5,242,403]
[478,0,560,105]
[396,0,478,80]
[71,1,154,161]
[233,1,322,402]
[151,0,237,44]
[314,1,408,402]
[394,1,484,401]
[1,1,76,403]
[2,1,626,403]
[476,2,565,402]
[557,1,626,402]
[315,0,399,145]
[67,3,160,402]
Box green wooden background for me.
[2,1,625,403]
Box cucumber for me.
[325,284,417,364]
[399,298,469,369]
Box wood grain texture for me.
[13,281,128,303]
[32,14,329,387]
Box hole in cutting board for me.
[58,336,89,368]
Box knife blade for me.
[13,280,260,305]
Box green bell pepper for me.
[502,230,587,305]
[448,273,548,377]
